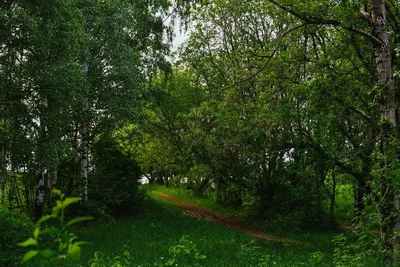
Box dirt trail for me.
[154,191,302,244]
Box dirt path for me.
[154,191,303,244]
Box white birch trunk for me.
[81,101,89,202]
[34,171,45,220]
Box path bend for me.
[154,191,303,245]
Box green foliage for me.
[18,189,92,266]
[0,205,34,267]
[0,0,172,222]
[87,236,205,267]
[149,184,238,217]
[89,247,134,267]
[3,0,400,263]
[165,235,206,266]
[72,189,332,266]
[332,231,385,267]
[90,135,143,216]
[236,240,273,266]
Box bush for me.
[332,231,386,267]
[90,135,143,216]
[0,205,34,266]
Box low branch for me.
[335,160,365,182]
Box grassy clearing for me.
[54,186,386,267]
[65,190,329,266]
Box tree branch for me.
[335,160,364,182]
[267,0,383,46]
[344,26,382,45]
[227,23,305,88]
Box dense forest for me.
[1,0,400,266]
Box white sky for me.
[172,28,189,50]
[167,12,191,52]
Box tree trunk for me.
[371,0,399,258]
[372,0,396,127]
[354,179,366,223]
[330,173,336,219]
[34,171,45,221]
[81,111,89,202]
[8,169,15,202]
[258,153,276,213]
[163,172,169,187]
[1,143,5,205]
[81,64,89,203]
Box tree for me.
[265,0,399,256]
[0,0,173,218]
[176,0,399,256]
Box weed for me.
[166,235,206,266]
[18,189,92,266]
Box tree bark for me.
[330,173,336,219]
[81,63,89,203]
[81,101,89,202]
[372,0,396,128]
[0,148,5,205]
[8,168,15,202]
[34,171,45,221]
[371,0,399,257]
[354,179,366,223]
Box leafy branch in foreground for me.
[18,189,93,265]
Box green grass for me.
[146,184,239,217]
[66,191,333,267]
[332,184,355,222]
[35,185,383,267]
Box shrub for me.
[332,230,386,267]
[0,205,34,266]
[90,135,143,216]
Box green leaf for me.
[73,241,92,246]
[18,238,38,247]
[52,189,62,196]
[62,197,81,208]
[61,231,71,244]
[33,227,40,239]
[40,249,54,258]
[65,216,93,228]
[22,250,39,262]
[37,214,56,224]
[50,257,61,265]
[44,227,61,235]
[68,244,81,261]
